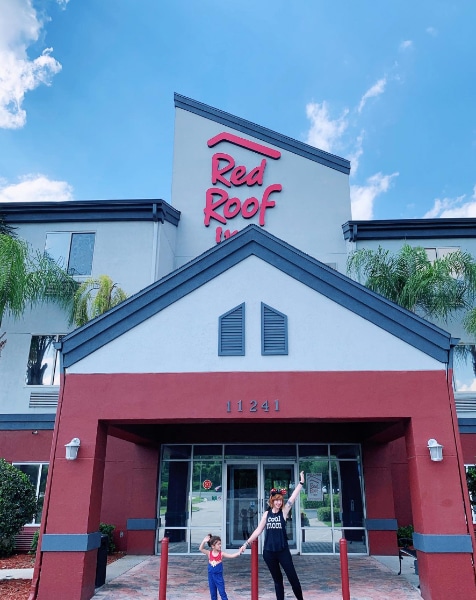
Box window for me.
[424,246,459,262]
[465,465,476,524]
[261,303,288,355]
[453,344,476,393]
[45,232,95,276]
[218,304,245,356]
[12,463,48,525]
[26,335,63,386]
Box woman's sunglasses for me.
[270,488,287,497]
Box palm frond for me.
[0,234,77,325]
[71,275,128,327]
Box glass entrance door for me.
[225,462,297,551]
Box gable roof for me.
[174,94,351,175]
[59,225,457,368]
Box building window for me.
[424,246,459,262]
[45,232,95,276]
[465,465,476,524]
[26,335,63,386]
[218,304,245,356]
[12,463,49,525]
[261,303,288,355]
[453,344,476,393]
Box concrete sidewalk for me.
[92,554,421,599]
[0,567,34,580]
[0,553,421,599]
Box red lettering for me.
[223,197,241,219]
[259,184,282,226]
[215,227,239,243]
[230,165,248,186]
[247,159,266,186]
[241,197,259,219]
[211,153,234,187]
[204,188,228,225]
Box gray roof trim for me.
[59,225,455,368]
[458,419,476,433]
[1,199,180,227]
[0,414,55,430]
[174,94,350,175]
[343,219,476,241]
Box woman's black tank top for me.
[263,509,288,551]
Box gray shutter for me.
[261,303,288,355]
[219,303,245,355]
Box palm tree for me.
[0,234,78,355]
[347,244,476,323]
[71,274,128,327]
[0,217,16,237]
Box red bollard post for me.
[251,540,259,600]
[159,537,169,600]
[339,538,350,600]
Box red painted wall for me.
[33,369,476,599]
[59,370,452,422]
[460,433,476,464]
[100,437,159,553]
[1,429,52,462]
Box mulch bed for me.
[0,552,126,599]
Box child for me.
[199,533,243,600]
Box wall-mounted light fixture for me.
[427,438,443,462]
[65,438,81,461]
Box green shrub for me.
[466,466,476,508]
[397,524,414,545]
[29,529,40,554]
[99,522,116,554]
[0,459,38,557]
[303,493,340,510]
[317,507,332,521]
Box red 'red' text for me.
[204,144,282,243]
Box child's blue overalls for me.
[208,550,228,600]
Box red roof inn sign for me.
[204,132,282,243]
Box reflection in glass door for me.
[226,465,258,547]
[263,464,296,550]
[226,463,297,550]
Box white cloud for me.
[0,175,74,202]
[350,172,399,219]
[305,101,349,153]
[357,78,387,113]
[57,0,70,7]
[0,0,62,129]
[426,27,438,36]
[399,40,413,51]
[455,379,476,392]
[347,132,364,176]
[423,187,476,218]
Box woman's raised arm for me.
[283,471,305,518]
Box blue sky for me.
[1,0,475,220]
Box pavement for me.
[0,567,34,580]
[0,553,421,599]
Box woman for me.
[241,471,305,600]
